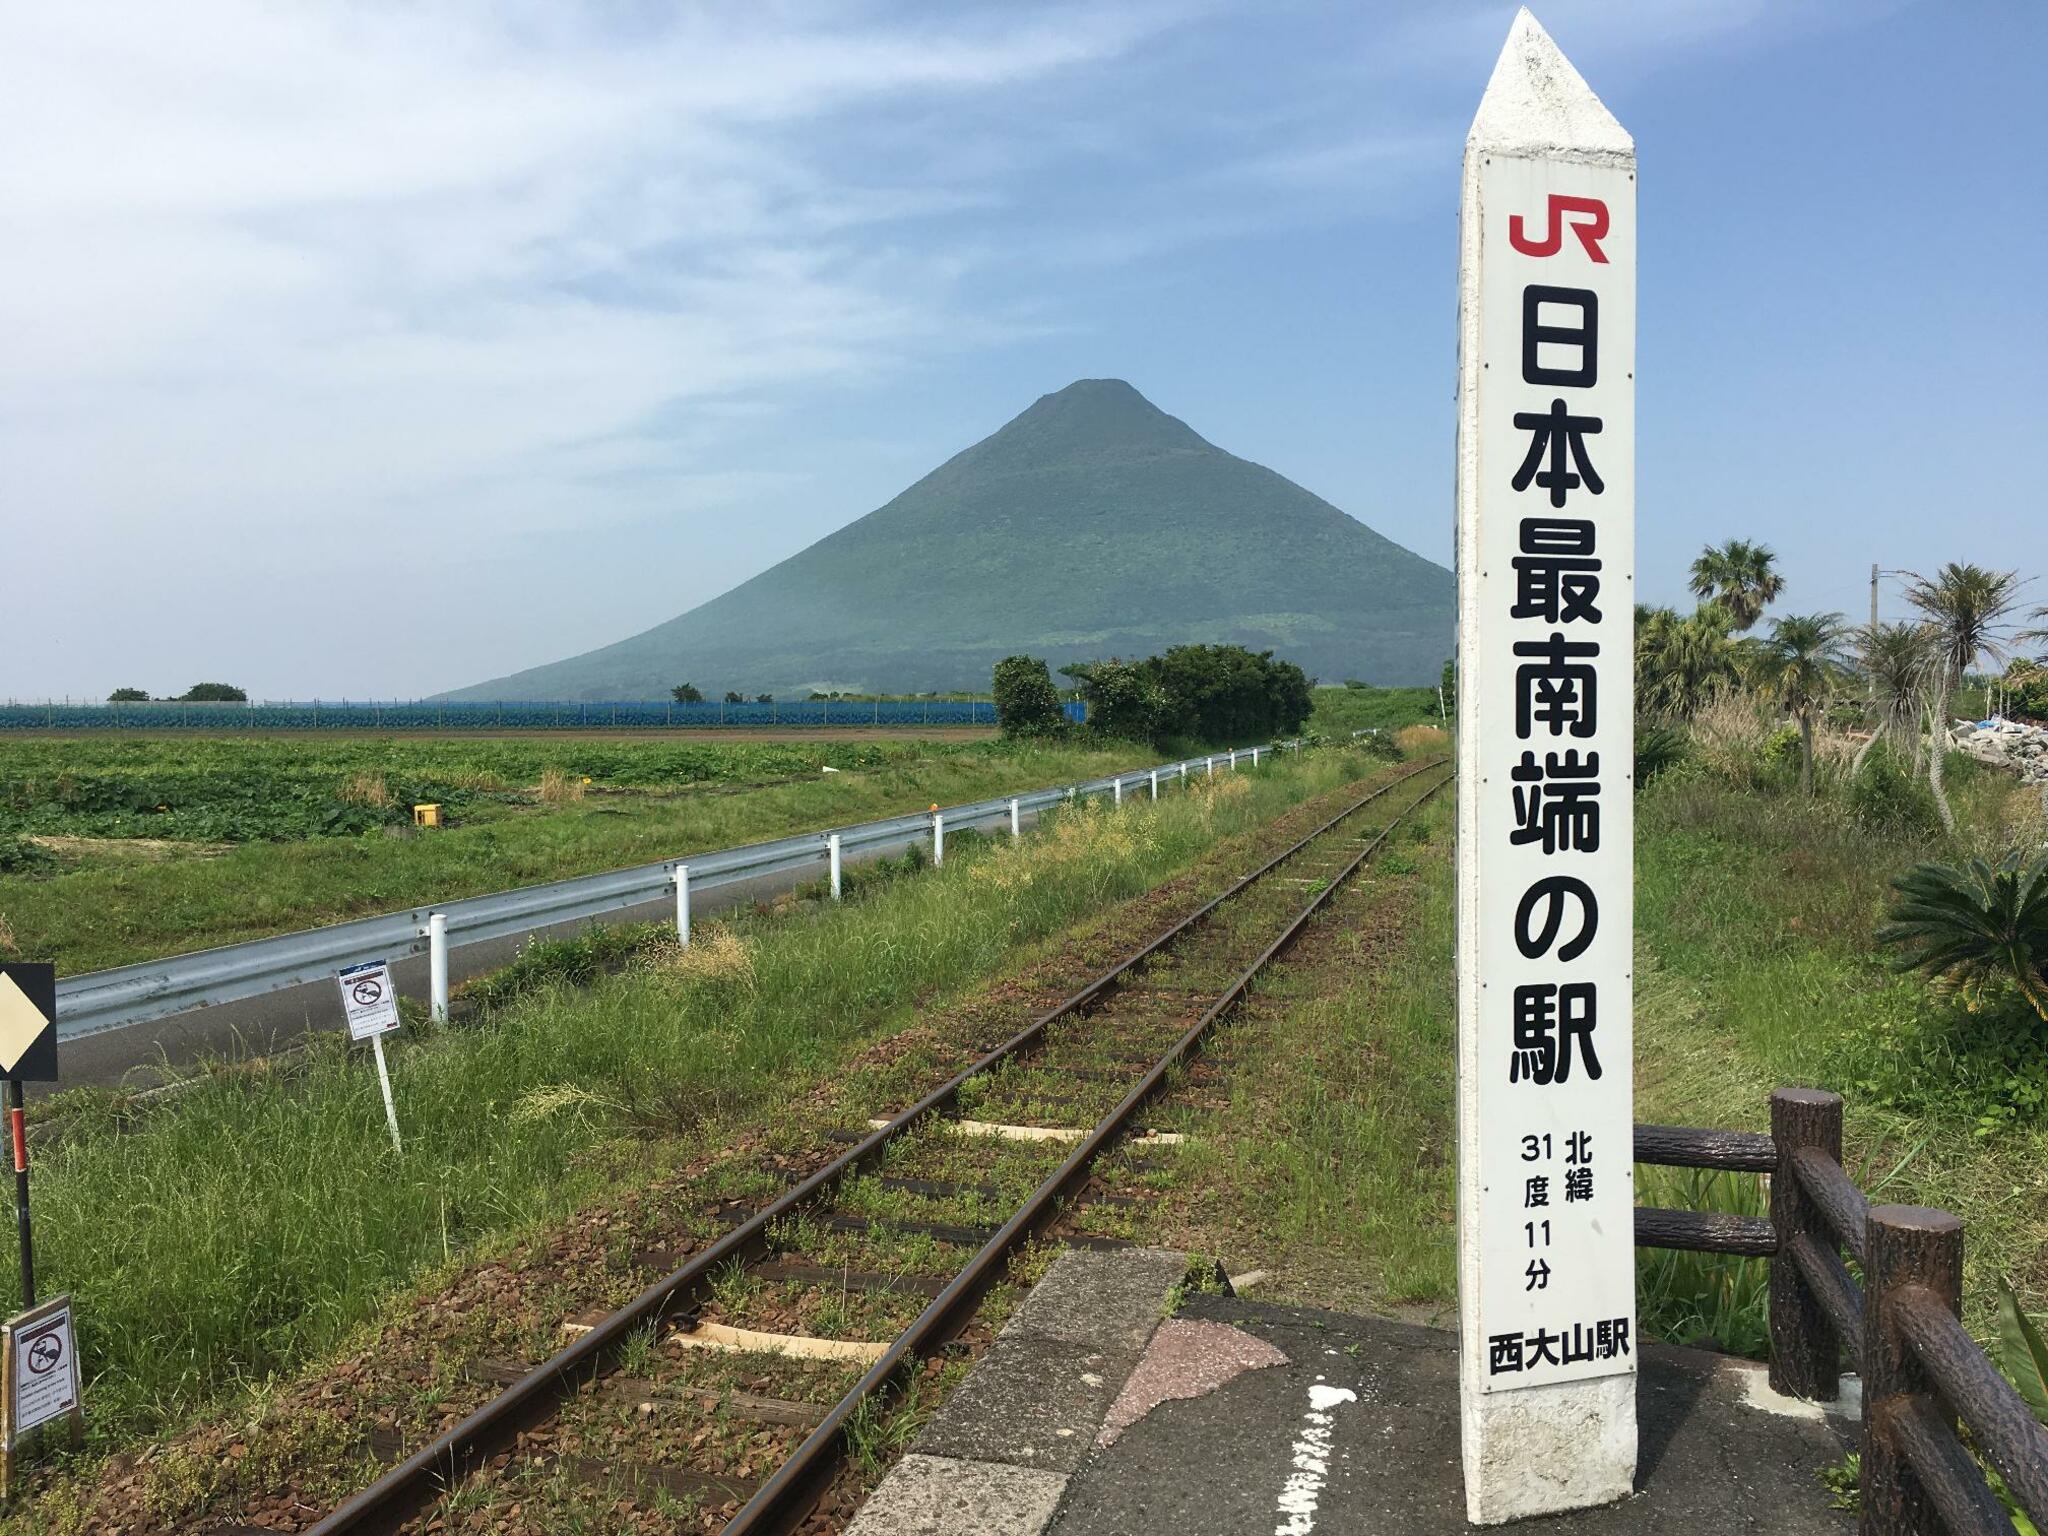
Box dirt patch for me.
[26,834,232,864]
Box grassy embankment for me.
[1308,683,1444,738]
[0,736,1141,971]
[2,748,1376,1456]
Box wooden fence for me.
[1636,1088,2047,1535]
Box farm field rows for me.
[0,735,1141,972]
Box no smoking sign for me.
[5,1294,81,1441]
[337,960,401,1041]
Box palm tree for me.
[1901,563,2030,833]
[1877,851,2048,1024]
[1851,621,1936,775]
[1687,540,1785,633]
[1636,603,1739,720]
[1749,612,1849,794]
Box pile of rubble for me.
[1952,717,2048,786]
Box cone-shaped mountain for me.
[446,379,1452,700]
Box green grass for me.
[1196,793,1458,1304]
[1634,764,2048,1336]
[1308,684,1443,738]
[0,737,1142,971]
[8,751,1368,1448]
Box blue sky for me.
[2,0,2041,698]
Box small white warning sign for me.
[337,960,401,1041]
[6,1295,81,1439]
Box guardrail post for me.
[933,811,945,866]
[1113,778,1122,806]
[1206,756,1214,778]
[1769,1088,1844,1400]
[828,834,842,899]
[1861,1204,1965,1536]
[1251,746,1260,768]
[1149,769,1158,800]
[1228,749,1238,771]
[1009,798,1021,839]
[675,865,691,947]
[428,912,449,1022]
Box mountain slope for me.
[445,380,1451,700]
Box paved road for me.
[51,815,1005,1093]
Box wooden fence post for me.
[1861,1204,1965,1536]
[1769,1087,1844,1399]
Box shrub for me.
[1354,731,1403,763]
[723,691,744,704]
[1760,723,1802,778]
[1845,747,1942,836]
[1634,724,1687,784]
[107,687,150,703]
[670,683,703,703]
[0,836,58,877]
[991,655,1065,738]
[1139,644,1314,745]
[177,683,247,703]
[1060,659,1169,745]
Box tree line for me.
[1638,540,2048,827]
[106,683,248,703]
[992,644,1313,748]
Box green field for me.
[0,735,1139,972]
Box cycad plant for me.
[1877,850,2048,1023]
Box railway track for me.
[294,757,1451,1536]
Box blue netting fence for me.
[0,699,1085,732]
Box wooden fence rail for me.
[1633,1088,2048,1536]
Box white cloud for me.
[0,0,1896,696]
[0,2,1170,693]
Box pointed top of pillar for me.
[1468,8,1632,164]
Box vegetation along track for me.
[303,756,1452,1536]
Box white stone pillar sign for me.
[1454,11,1636,1523]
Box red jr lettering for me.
[1509,195,1610,263]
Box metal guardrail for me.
[53,744,1299,1043]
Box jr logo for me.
[1509,195,1610,263]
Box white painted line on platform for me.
[670,1321,891,1363]
[1273,1378,1357,1535]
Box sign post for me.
[1455,10,1637,1522]
[0,963,79,1499]
[337,960,404,1153]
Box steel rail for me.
[55,742,1303,1042]
[303,757,1441,1535]
[722,767,1453,1534]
